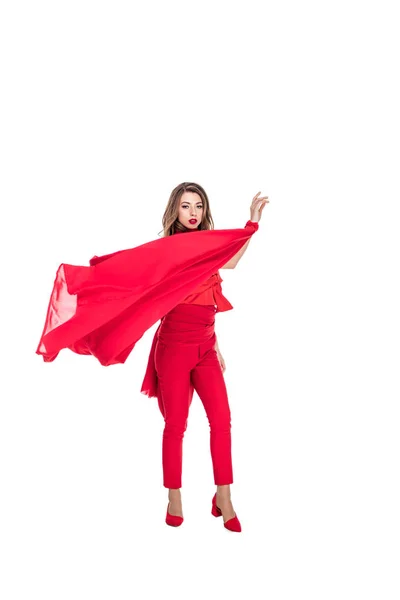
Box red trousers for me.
[154,304,233,489]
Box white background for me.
[1,1,399,598]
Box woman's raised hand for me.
[250,191,269,223]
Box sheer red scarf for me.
[36,220,259,368]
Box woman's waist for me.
[158,303,216,344]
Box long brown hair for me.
[158,182,215,237]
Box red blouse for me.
[179,271,233,312]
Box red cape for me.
[36,220,259,367]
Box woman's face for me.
[177,191,204,229]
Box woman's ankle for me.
[216,484,231,499]
[168,487,181,499]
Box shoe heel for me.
[211,504,222,517]
[211,493,222,517]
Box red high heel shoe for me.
[165,501,184,527]
[211,493,242,532]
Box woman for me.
[36,181,268,532]
[141,182,268,531]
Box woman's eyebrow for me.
[180,201,203,204]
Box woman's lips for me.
[189,219,197,223]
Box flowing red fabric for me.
[36,220,259,369]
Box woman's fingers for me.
[252,192,268,204]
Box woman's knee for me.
[163,416,189,437]
[208,411,232,431]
